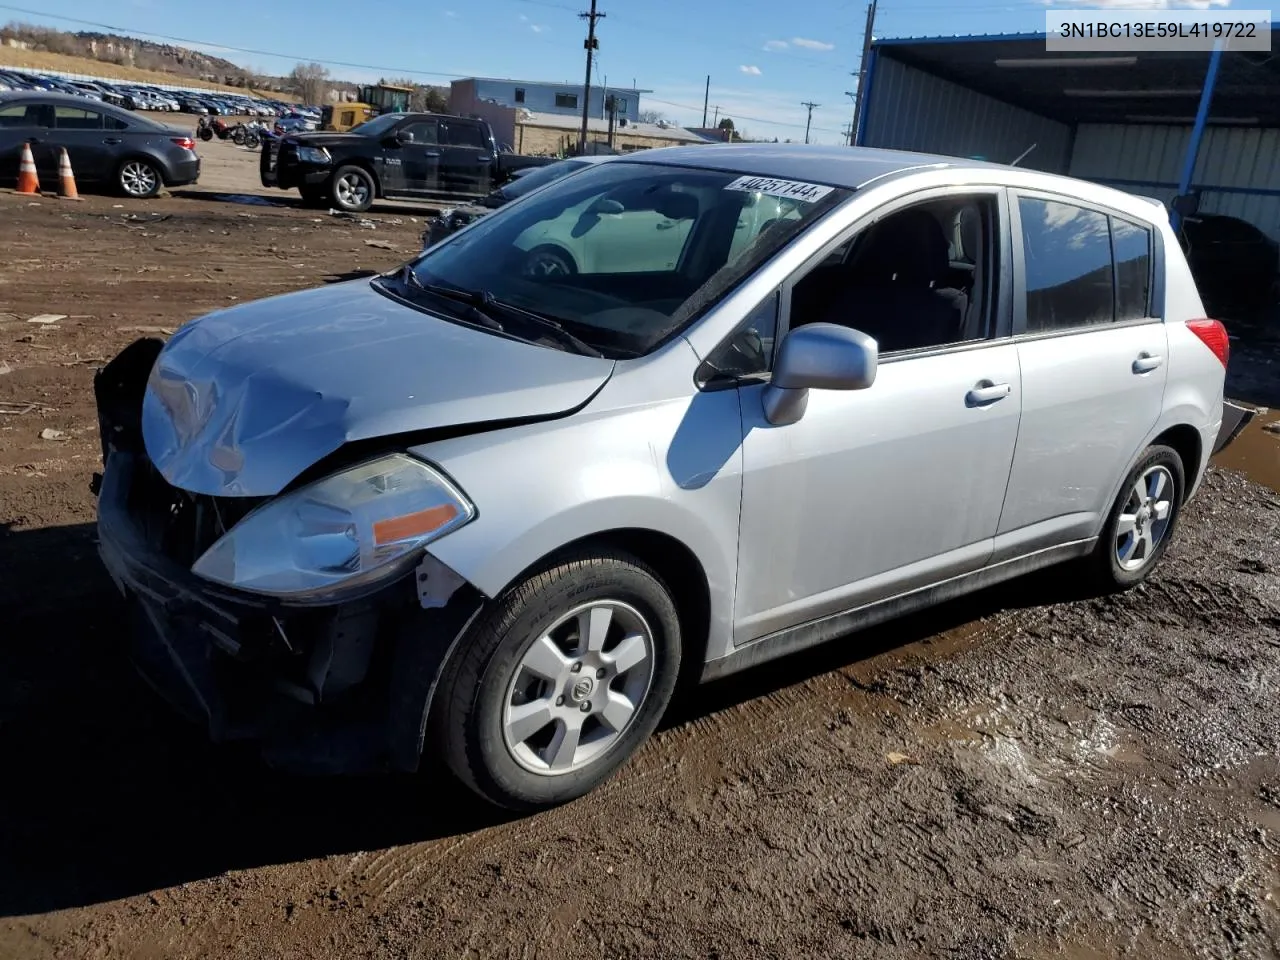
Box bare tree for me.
[289,61,331,105]
[638,109,667,124]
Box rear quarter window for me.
[445,122,486,148]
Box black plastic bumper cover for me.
[1214,400,1255,455]
[96,450,485,774]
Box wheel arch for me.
[523,241,579,274]
[1150,423,1202,501]
[495,527,712,677]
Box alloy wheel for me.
[1115,464,1175,571]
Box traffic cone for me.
[56,147,80,200]
[16,142,38,195]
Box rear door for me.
[0,100,55,184]
[994,190,1168,560]
[439,119,494,197]
[385,117,440,196]
[50,104,121,182]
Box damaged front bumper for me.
[92,341,486,775]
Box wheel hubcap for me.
[1116,465,1174,571]
[122,163,156,195]
[337,174,369,206]
[502,600,655,776]
[525,253,568,278]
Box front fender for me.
[411,380,745,663]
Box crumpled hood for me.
[141,279,615,497]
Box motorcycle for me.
[197,116,232,141]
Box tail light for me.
[172,136,196,151]
[1187,317,1229,368]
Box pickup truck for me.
[259,110,556,213]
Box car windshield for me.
[502,160,593,200]
[348,113,402,137]
[394,161,847,358]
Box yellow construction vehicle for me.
[321,82,415,132]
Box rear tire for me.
[118,159,162,199]
[330,165,375,213]
[430,548,682,811]
[1088,444,1185,590]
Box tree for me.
[289,61,331,105]
[638,109,667,124]
[717,117,735,132]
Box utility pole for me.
[850,0,877,146]
[712,104,720,126]
[842,89,858,144]
[578,0,605,153]
[800,101,819,144]
[701,74,710,127]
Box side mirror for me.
[388,129,414,145]
[762,323,877,426]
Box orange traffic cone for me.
[56,147,79,200]
[16,142,38,195]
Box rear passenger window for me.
[445,122,485,148]
[1112,216,1152,321]
[54,106,103,130]
[1018,197,1113,332]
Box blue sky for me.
[2,0,1239,143]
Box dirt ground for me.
[1,153,1280,960]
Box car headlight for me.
[296,145,331,164]
[191,454,475,600]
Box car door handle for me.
[1132,352,1163,374]
[103,137,122,145]
[966,380,1012,406]
[656,221,676,230]
[476,155,491,162]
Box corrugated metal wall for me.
[861,54,1073,173]
[1070,124,1280,240]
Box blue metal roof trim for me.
[872,32,1049,46]
[872,22,1280,46]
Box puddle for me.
[193,192,289,208]
[1211,405,1280,494]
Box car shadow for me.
[0,519,1098,917]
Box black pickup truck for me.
[259,111,555,213]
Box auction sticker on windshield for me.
[724,176,835,203]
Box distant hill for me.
[0,22,452,108]
[0,22,293,92]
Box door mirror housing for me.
[762,323,877,426]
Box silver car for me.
[93,144,1250,810]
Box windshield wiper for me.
[474,296,605,358]
[399,268,603,357]
[395,265,504,332]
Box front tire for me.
[431,548,682,811]
[1089,443,1185,590]
[330,164,375,213]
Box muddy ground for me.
[1,160,1280,960]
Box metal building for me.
[856,31,1280,239]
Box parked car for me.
[259,110,554,212]
[423,155,614,247]
[1179,212,1280,314]
[92,143,1249,811]
[0,91,199,197]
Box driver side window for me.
[399,120,438,144]
[788,192,998,355]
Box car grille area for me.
[127,456,265,570]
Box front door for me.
[994,192,1169,559]
[0,101,55,186]
[439,120,494,197]
[386,118,440,196]
[733,188,1023,645]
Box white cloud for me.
[790,37,835,51]
[519,13,528,19]
[740,64,762,75]
[530,23,546,32]
[444,9,458,17]
[1049,0,1230,6]
[763,39,789,51]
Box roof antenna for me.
[1010,143,1037,167]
